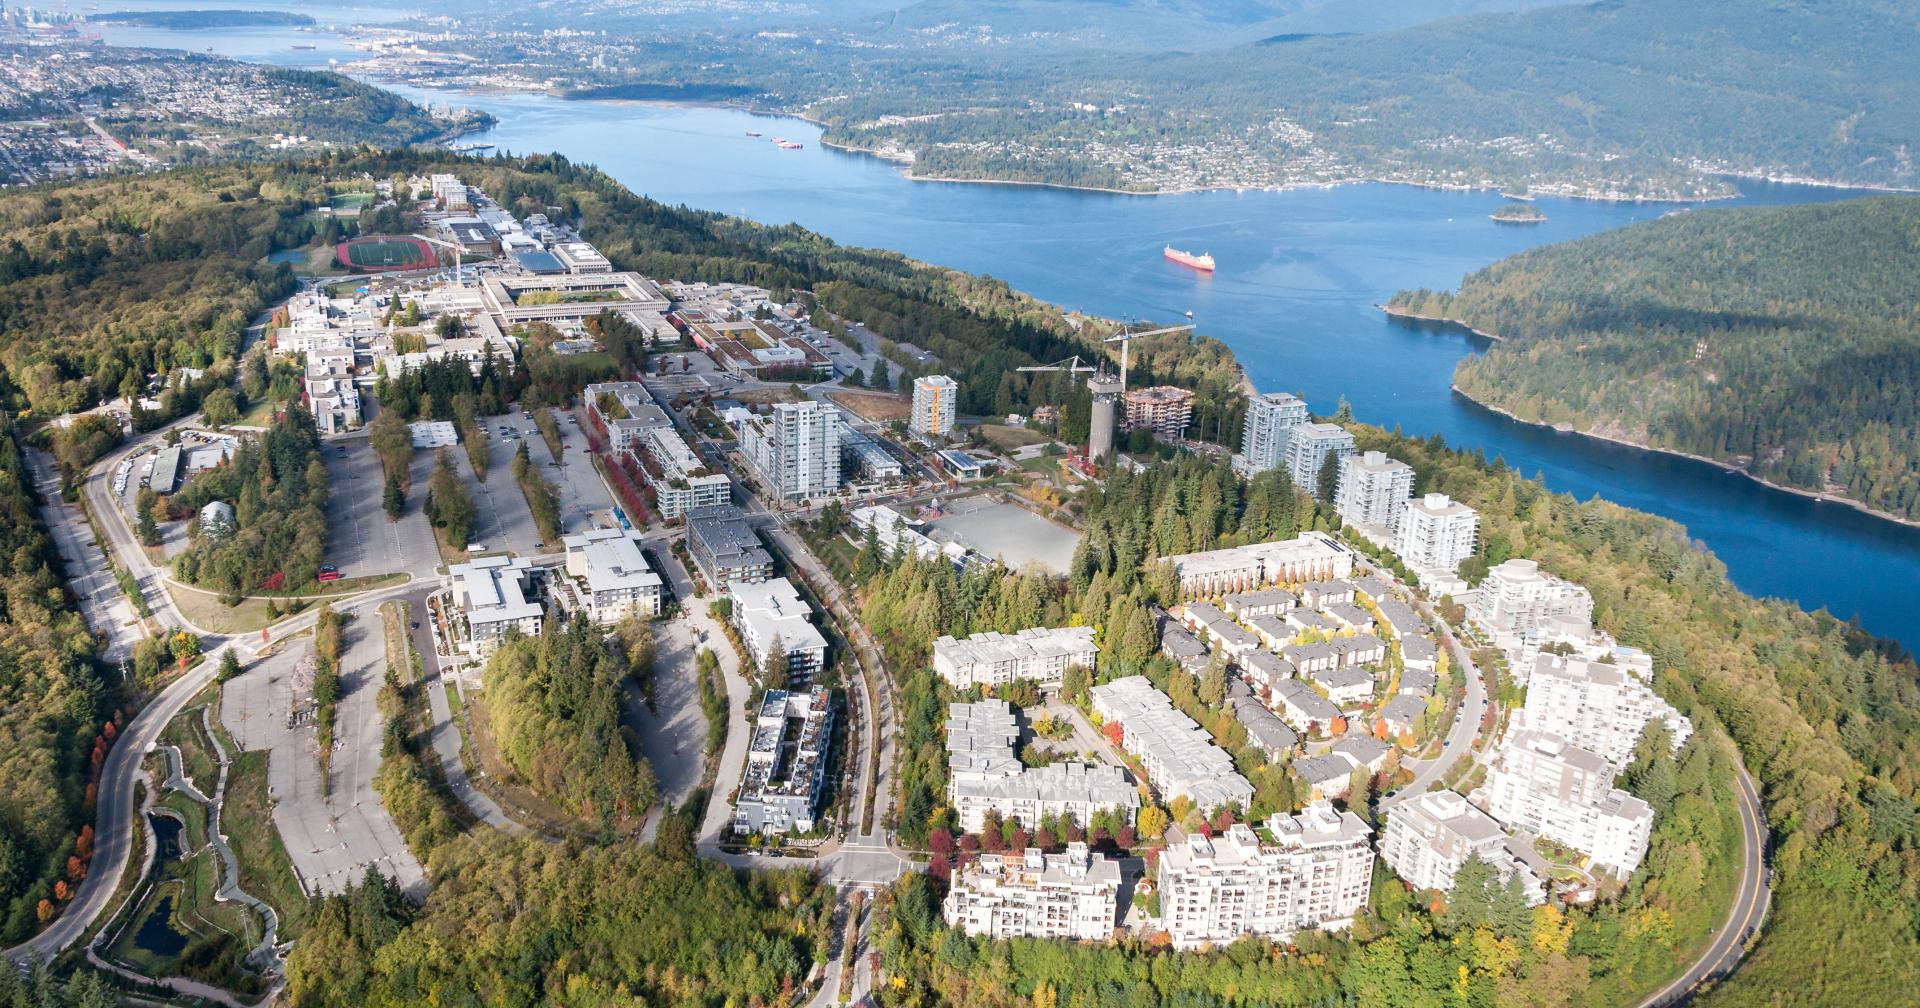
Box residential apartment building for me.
[447,555,543,658]
[932,626,1098,690]
[1158,803,1373,949]
[584,381,673,454]
[1179,603,1262,662]
[1282,423,1355,496]
[1379,790,1546,903]
[1164,532,1353,598]
[1485,728,1655,878]
[1091,676,1253,812]
[1235,392,1309,475]
[304,346,359,435]
[637,424,731,519]
[943,843,1122,941]
[1335,451,1416,533]
[728,578,829,683]
[945,703,1135,835]
[1519,654,1692,770]
[911,374,959,437]
[1394,493,1479,574]
[733,686,834,835]
[561,529,662,622]
[1123,386,1195,441]
[741,400,841,502]
[686,505,773,587]
[1467,558,1595,652]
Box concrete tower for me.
[1087,374,1123,461]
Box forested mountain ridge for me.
[1392,195,1920,521]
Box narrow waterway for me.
[82,11,1920,648]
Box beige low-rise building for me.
[943,843,1122,941]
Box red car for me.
[317,565,341,582]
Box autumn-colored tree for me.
[54,880,69,901]
[1374,719,1392,740]
[35,900,53,922]
[66,856,85,881]
[1329,715,1348,736]
[1033,827,1056,850]
[102,720,116,741]
[1398,728,1417,748]
[1102,721,1125,746]
[76,825,94,860]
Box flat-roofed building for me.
[933,626,1097,690]
[1467,558,1595,653]
[1164,532,1352,598]
[1091,676,1252,813]
[1158,803,1373,949]
[637,424,731,519]
[732,686,834,835]
[1395,493,1479,575]
[551,241,613,274]
[944,843,1122,941]
[1283,423,1355,496]
[1235,391,1309,475]
[584,381,673,454]
[741,400,841,503]
[728,577,828,683]
[1123,385,1194,441]
[1380,790,1544,903]
[149,445,184,494]
[911,374,959,437]
[1335,450,1415,534]
[447,555,543,658]
[562,528,662,621]
[686,505,773,587]
[479,272,668,327]
[1520,654,1692,770]
[840,427,904,481]
[1486,728,1654,878]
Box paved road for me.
[27,446,143,661]
[407,586,522,832]
[5,645,229,964]
[1380,620,1486,812]
[1638,767,1770,1007]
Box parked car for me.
[317,569,342,582]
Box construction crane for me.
[1104,322,1195,395]
[412,233,467,285]
[1015,354,1101,376]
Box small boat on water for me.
[772,138,804,150]
[291,43,316,50]
[1163,245,1216,272]
[745,130,762,137]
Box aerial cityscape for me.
[0,2,1913,1008]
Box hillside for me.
[789,0,1920,195]
[1392,195,1920,522]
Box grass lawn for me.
[165,573,410,634]
[975,424,1048,451]
[828,390,909,421]
[223,749,309,940]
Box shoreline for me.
[1379,305,1501,342]
[1451,385,1920,533]
[391,79,1890,206]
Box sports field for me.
[337,236,436,272]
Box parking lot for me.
[488,411,618,539]
[321,437,441,579]
[446,422,541,556]
[221,616,426,898]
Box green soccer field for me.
[342,239,432,269]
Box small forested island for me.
[1489,202,1547,223]
[89,9,315,29]
[1391,194,1920,522]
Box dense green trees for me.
[480,618,656,826]
[284,832,829,1008]
[0,170,305,417]
[171,404,328,593]
[1398,196,1920,520]
[0,418,106,941]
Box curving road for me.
[1637,766,1770,1007]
